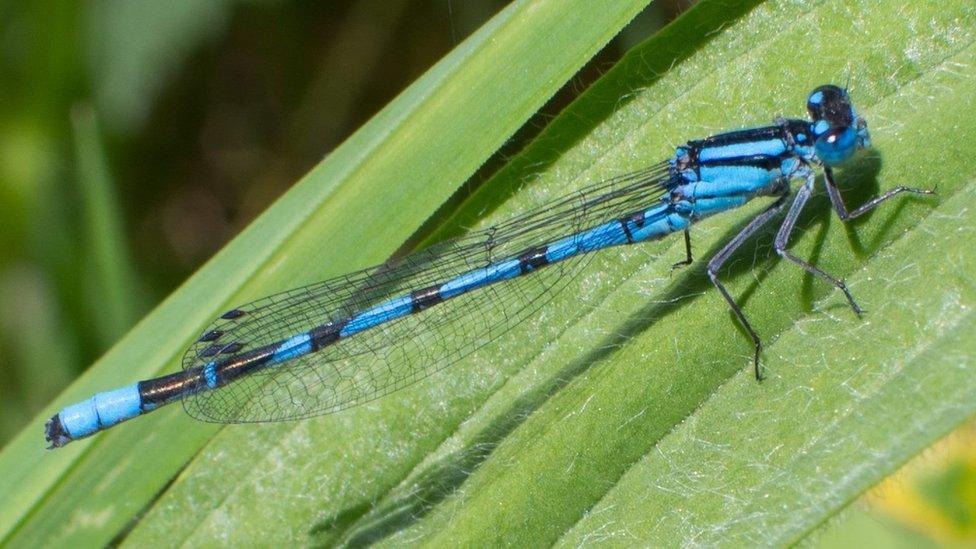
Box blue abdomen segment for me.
[54,384,143,442]
[545,219,630,263]
[271,333,313,364]
[626,211,690,242]
[439,258,522,300]
[341,295,416,337]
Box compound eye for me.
[815,126,857,166]
[807,85,854,129]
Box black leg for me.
[671,229,693,271]
[707,192,790,381]
[823,167,934,221]
[775,175,863,315]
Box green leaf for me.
[0,0,651,546]
[6,0,975,547]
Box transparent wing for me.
[182,164,674,423]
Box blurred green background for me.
[0,0,971,545]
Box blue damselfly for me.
[45,85,932,448]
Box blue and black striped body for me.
[48,85,903,448]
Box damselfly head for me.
[806,85,870,166]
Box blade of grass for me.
[0,0,652,545]
[124,0,975,546]
[71,104,144,346]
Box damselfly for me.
[45,85,932,448]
